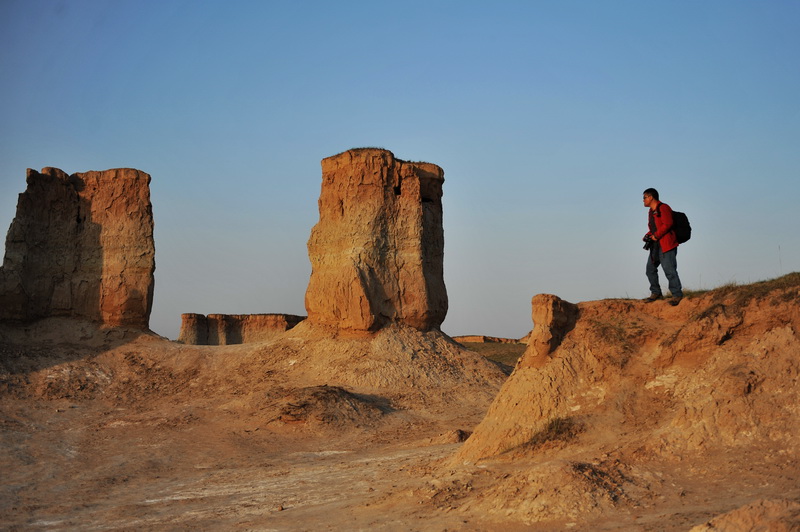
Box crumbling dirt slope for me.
[447,273,800,529]
[1,274,799,530]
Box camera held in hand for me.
[642,235,655,250]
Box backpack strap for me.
[654,202,677,238]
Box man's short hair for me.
[643,188,659,200]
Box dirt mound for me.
[264,385,389,431]
[1,319,505,422]
[690,499,800,531]
[457,458,648,524]
[271,322,506,409]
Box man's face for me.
[643,193,655,208]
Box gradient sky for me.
[2,0,798,340]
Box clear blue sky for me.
[2,0,798,340]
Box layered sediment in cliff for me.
[0,167,155,329]
[304,149,447,334]
[178,313,306,345]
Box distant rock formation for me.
[0,167,155,328]
[305,148,447,333]
[453,335,525,344]
[178,313,306,345]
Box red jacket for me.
[647,201,679,253]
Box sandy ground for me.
[1,394,467,530]
[4,385,797,531]
[1,313,799,531]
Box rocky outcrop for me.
[178,313,306,345]
[304,148,447,333]
[457,274,800,462]
[518,294,579,368]
[0,167,155,328]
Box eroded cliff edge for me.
[459,275,800,462]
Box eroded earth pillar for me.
[304,149,447,333]
[0,167,155,328]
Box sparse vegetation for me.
[572,461,631,503]
[330,147,388,158]
[615,273,800,303]
[709,273,799,302]
[589,319,629,345]
[684,273,799,301]
[587,318,639,367]
[497,417,584,458]
[691,273,800,321]
[461,342,526,374]
[506,417,583,455]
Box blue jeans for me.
[647,246,683,298]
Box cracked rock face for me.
[304,149,447,333]
[0,167,155,328]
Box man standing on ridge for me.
[642,188,683,306]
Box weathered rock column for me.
[0,167,155,328]
[177,313,209,344]
[304,148,448,333]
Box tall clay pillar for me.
[0,167,155,329]
[304,148,448,333]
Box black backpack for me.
[657,203,692,243]
[672,210,692,243]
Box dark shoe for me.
[644,294,662,303]
[669,297,683,307]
